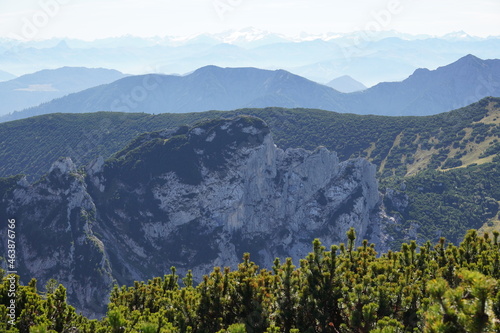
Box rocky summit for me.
[0,116,390,316]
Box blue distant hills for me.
[2,54,499,122]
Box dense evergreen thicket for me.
[0,98,498,180]
[382,161,500,247]
[2,229,500,332]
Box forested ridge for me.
[0,97,498,180]
[2,229,500,332]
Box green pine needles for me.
[2,229,500,332]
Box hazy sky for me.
[1,0,499,41]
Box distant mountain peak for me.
[408,55,484,83]
[193,64,222,72]
[408,67,431,78]
[442,31,478,41]
[446,54,483,69]
[326,75,367,93]
[54,40,70,49]
[460,54,481,61]
[191,65,293,76]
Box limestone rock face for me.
[1,157,113,317]
[0,116,387,316]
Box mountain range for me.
[1,66,345,121]
[0,67,126,116]
[3,55,499,122]
[2,29,500,86]
[344,54,500,115]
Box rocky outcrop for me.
[1,157,114,317]
[384,188,409,214]
[0,116,389,316]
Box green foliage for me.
[217,323,247,333]
[0,98,498,180]
[423,269,498,332]
[441,157,462,169]
[383,162,500,247]
[479,140,500,159]
[3,230,500,332]
[29,325,56,333]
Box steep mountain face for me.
[0,159,114,316]
[5,55,500,121]
[0,116,388,316]
[0,67,126,117]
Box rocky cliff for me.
[0,116,389,316]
